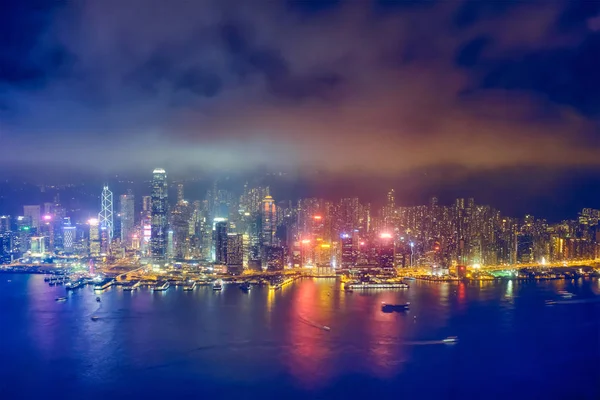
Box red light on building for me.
[313,215,322,220]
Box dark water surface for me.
[1,274,599,399]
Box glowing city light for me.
[380,233,392,239]
[313,215,322,220]
[88,218,99,225]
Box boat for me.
[44,276,50,282]
[90,316,100,321]
[239,282,251,292]
[55,297,67,302]
[381,302,410,312]
[49,281,56,286]
[183,281,196,291]
[96,297,101,302]
[346,282,409,290]
[322,326,331,331]
[213,280,223,291]
[558,290,574,299]
[443,336,458,344]
[343,286,354,292]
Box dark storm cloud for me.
[1,0,599,176]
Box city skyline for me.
[1,168,598,270]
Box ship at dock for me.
[65,279,85,291]
[183,281,196,291]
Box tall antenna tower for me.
[98,185,114,241]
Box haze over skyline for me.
[1,0,600,212]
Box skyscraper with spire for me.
[98,185,114,241]
[150,168,168,261]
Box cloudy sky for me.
[1,0,600,208]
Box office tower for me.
[0,215,9,233]
[177,184,184,204]
[214,219,228,264]
[63,226,76,254]
[119,192,135,247]
[150,168,168,261]
[98,185,114,241]
[378,233,395,271]
[142,196,152,216]
[30,236,45,255]
[171,200,192,260]
[340,234,355,271]
[261,195,276,245]
[226,233,244,273]
[15,216,30,255]
[265,245,284,271]
[88,218,100,256]
[0,216,11,263]
[23,205,41,230]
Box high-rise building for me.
[340,234,355,271]
[150,168,168,261]
[261,195,276,245]
[23,205,41,230]
[63,226,76,254]
[119,192,135,247]
[98,186,114,241]
[214,219,228,264]
[88,218,100,256]
[265,245,284,271]
[378,233,395,271]
[227,233,244,272]
[176,184,185,204]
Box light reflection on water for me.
[0,274,598,399]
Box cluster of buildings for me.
[1,170,599,273]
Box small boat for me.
[49,281,56,286]
[381,302,410,312]
[90,316,100,321]
[55,297,67,302]
[239,282,251,291]
[322,326,331,331]
[44,276,50,282]
[443,336,458,344]
[213,280,223,291]
[96,297,101,302]
[558,290,574,299]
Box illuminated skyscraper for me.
[119,192,135,247]
[261,195,276,245]
[23,205,41,230]
[214,219,228,264]
[378,233,395,271]
[265,245,284,271]
[88,218,100,256]
[98,185,114,241]
[227,233,244,273]
[150,168,168,261]
[340,234,355,271]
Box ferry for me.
[183,281,197,291]
[239,282,251,292]
[94,278,114,291]
[153,281,170,291]
[55,296,67,302]
[558,290,574,299]
[122,281,141,291]
[213,280,223,291]
[381,302,410,312]
[443,336,459,344]
[346,282,409,290]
